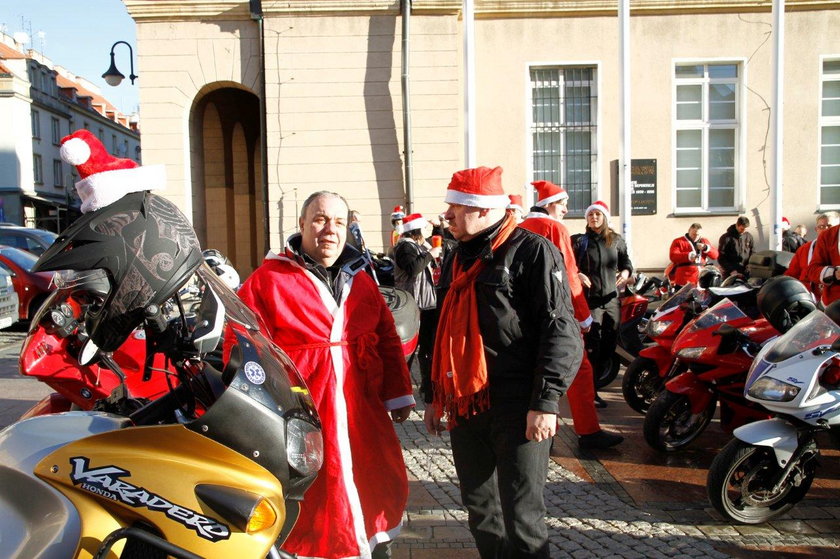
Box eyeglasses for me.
[817,224,830,230]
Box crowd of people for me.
[233,170,840,559]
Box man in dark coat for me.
[718,215,755,277]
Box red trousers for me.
[565,352,600,436]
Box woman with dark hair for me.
[573,201,633,407]
[393,213,442,381]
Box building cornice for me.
[123,0,840,21]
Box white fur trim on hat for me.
[60,137,92,165]
[535,191,569,208]
[444,190,510,209]
[402,215,427,231]
[75,164,166,213]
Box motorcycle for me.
[594,273,669,389]
[0,263,323,558]
[642,298,778,452]
[707,308,840,524]
[622,281,762,414]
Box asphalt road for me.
[0,323,50,429]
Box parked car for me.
[0,266,18,330]
[0,246,54,321]
[0,225,58,256]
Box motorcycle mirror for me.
[78,339,100,365]
[192,283,225,354]
[830,337,840,353]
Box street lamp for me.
[102,40,138,86]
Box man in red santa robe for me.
[237,191,414,559]
[667,223,719,287]
[519,180,623,449]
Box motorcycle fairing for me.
[664,371,714,413]
[0,412,129,559]
[34,423,286,558]
[732,417,799,467]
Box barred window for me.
[530,67,597,216]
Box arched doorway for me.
[190,85,263,278]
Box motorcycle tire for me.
[594,354,621,389]
[621,356,664,414]
[707,438,816,524]
[643,390,717,452]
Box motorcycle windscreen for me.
[762,310,840,364]
[684,298,748,334]
[185,266,323,498]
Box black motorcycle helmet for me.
[756,275,817,333]
[698,266,722,289]
[33,191,202,352]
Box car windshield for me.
[0,246,38,272]
[763,310,839,363]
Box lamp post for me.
[102,40,138,86]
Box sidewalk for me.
[392,384,840,558]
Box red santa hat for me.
[531,180,568,207]
[402,212,428,232]
[781,216,791,231]
[507,194,524,213]
[390,205,406,222]
[60,129,165,213]
[585,200,610,225]
[445,166,509,209]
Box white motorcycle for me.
[707,309,840,524]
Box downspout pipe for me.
[401,0,414,212]
[250,0,271,252]
[771,0,785,250]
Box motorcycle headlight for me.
[647,319,673,338]
[676,346,706,360]
[286,417,323,477]
[747,377,801,402]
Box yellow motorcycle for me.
[0,261,323,558]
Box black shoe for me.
[579,430,624,450]
[594,395,608,408]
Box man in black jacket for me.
[718,215,755,277]
[423,166,582,558]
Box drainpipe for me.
[401,0,414,212]
[771,0,785,250]
[463,0,476,167]
[619,0,632,256]
[250,0,270,252]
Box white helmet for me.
[213,263,240,291]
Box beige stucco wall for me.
[126,0,840,267]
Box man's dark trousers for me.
[449,402,551,558]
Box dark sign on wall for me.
[630,159,657,215]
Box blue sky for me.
[0,0,139,115]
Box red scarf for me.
[432,213,518,424]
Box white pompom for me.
[60,137,91,165]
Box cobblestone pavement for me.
[394,396,840,558]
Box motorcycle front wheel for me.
[643,390,717,451]
[621,356,664,414]
[594,354,621,389]
[707,438,816,524]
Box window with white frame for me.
[33,154,43,185]
[674,63,740,211]
[51,117,61,145]
[53,159,63,188]
[820,59,840,206]
[530,66,598,216]
[31,110,41,139]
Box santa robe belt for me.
[284,332,380,370]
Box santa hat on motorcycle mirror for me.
[60,129,166,214]
[401,213,428,233]
[531,180,568,208]
[585,200,610,225]
[757,276,817,334]
[445,166,509,208]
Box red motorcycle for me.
[642,298,778,452]
[595,274,669,388]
